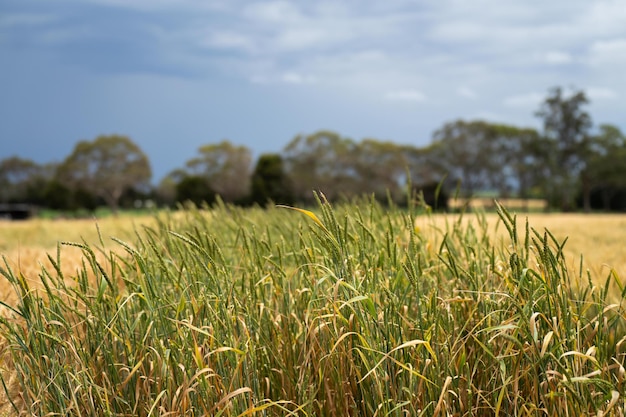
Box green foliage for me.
[1,199,625,415]
[175,175,217,207]
[0,156,46,203]
[582,124,626,211]
[250,153,294,206]
[185,140,252,203]
[283,131,410,204]
[535,87,592,211]
[56,135,152,213]
[5,86,626,213]
[431,120,543,198]
[283,130,358,202]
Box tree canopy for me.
[185,140,252,203]
[535,87,592,211]
[56,135,152,213]
[3,86,625,214]
[250,154,294,206]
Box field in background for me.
[418,211,626,284]
[0,215,157,306]
[448,197,548,211]
[2,209,624,296]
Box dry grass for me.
[418,211,626,287]
[0,215,156,308]
[2,210,624,302]
[448,197,548,210]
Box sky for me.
[1,0,625,182]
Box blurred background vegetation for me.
[2,86,626,216]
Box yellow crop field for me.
[0,215,157,307]
[2,210,625,298]
[416,211,626,282]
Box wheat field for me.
[0,215,157,308]
[1,209,625,308]
[1,203,626,415]
[418,211,626,284]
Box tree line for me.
[2,86,626,214]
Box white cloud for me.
[205,31,256,52]
[385,89,426,102]
[587,87,618,100]
[585,1,626,35]
[457,86,477,99]
[281,72,316,84]
[588,38,626,66]
[247,71,316,85]
[503,92,544,108]
[79,0,231,12]
[6,0,626,124]
[543,51,573,65]
[243,1,302,23]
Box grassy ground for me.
[4,209,622,296]
[0,214,156,306]
[0,201,625,415]
[419,211,626,287]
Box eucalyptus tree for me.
[488,124,542,199]
[535,87,592,210]
[582,124,626,211]
[283,130,358,202]
[0,156,44,203]
[185,140,252,203]
[352,139,406,202]
[429,120,504,196]
[57,135,152,213]
[250,153,294,206]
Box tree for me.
[157,169,188,207]
[185,141,251,203]
[402,144,448,190]
[57,135,152,213]
[487,124,542,200]
[535,87,592,211]
[0,156,45,203]
[582,124,626,211]
[418,120,547,204]
[250,154,294,206]
[430,120,503,197]
[353,139,406,203]
[283,131,359,202]
[175,175,216,207]
[40,180,75,210]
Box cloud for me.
[457,86,477,99]
[587,87,618,100]
[248,71,316,85]
[204,31,256,52]
[503,92,544,108]
[281,72,316,84]
[77,0,231,12]
[243,1,302,23]
[588,38,626,66]
[385,89,426,102]
[5,0,626,109]
[543,51,573,65]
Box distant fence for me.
[0,204,37,220]
[448,198,548,211]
